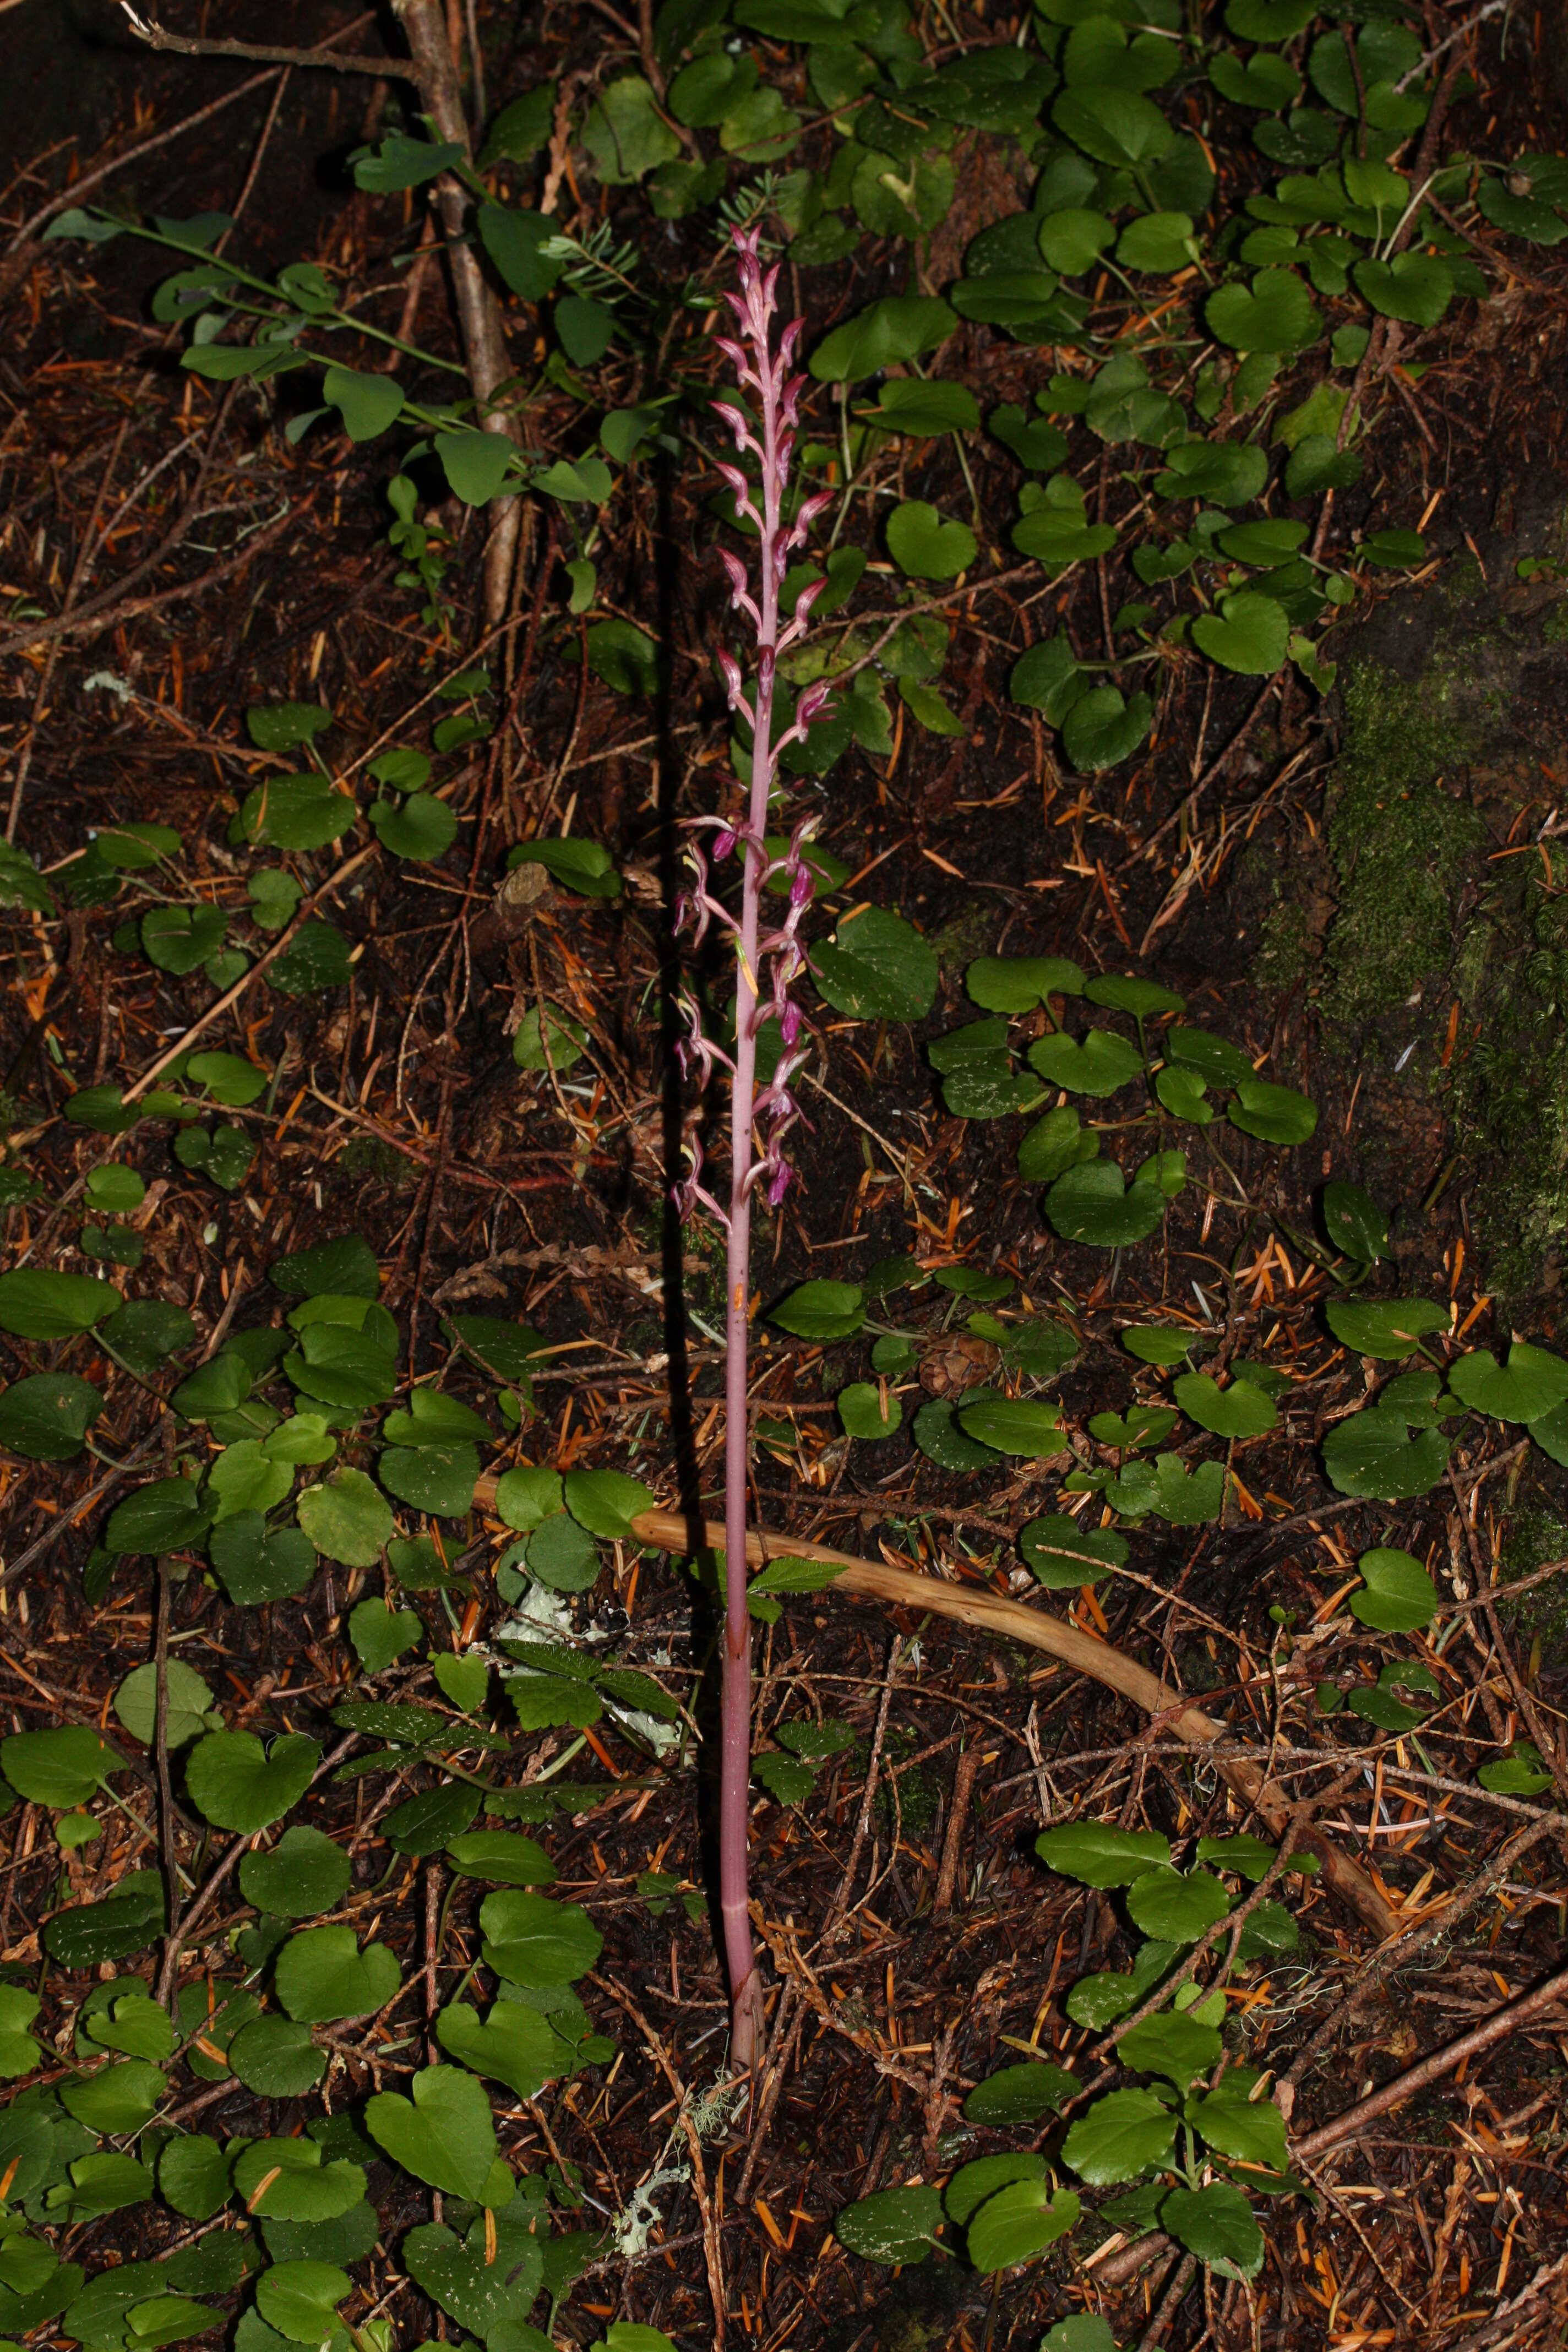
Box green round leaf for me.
[1037,205,1114,274]
[809,296,957,385]
[1192,591,1291,676]
[563,1467,654,1538]
[1061,2088,1176,2185]
[1160,2181,1263,2281]
[1036,1822,1173,1887]
[297,1468,394,1567]
[1188,2086,1289,2171]
[956,1394,1065,1458]
[864,378,979,437]
[962,2061,1077,2127]
[0,1373,104,1461]
[364,2065,499,2201]
[1019,1514,1128,1587]
[1121,1324,1196,1366]
[839,1381,902,1439]
[370,793,459,863]
[275,1926,401,2023]
[1125,1867,1232,1942]
[769,1280,865,1340]
[1449,1341,1568,1424]
[1172,1372,1277,1438]
[966,954,1083,1012]
[1479,1744,1554,1795]
[184,1731,321,1833]
[1349,1546,1439,1631]
[1322,1180,1389,1262]
[911,1396,997,1472]
[886,500,977,580]
[1118,2010,1222,2086]
[445,1832,556,1886]
[0,1269,122,1340]
[106,1476,214,1556]
[435,2000,563,2101]
[112,1659,215,1753]
[812,907,938,1022]
[1,1725,117,1811]
[1206,266,1320,351]
[239,1826,352,1920]
[1325,1297,1448,1359]
[159,2135,233,2222]
[1353,250,1453,326]
[348,1598,424,1675]
[1322,1408,1450,1499]
[1046,1158,1166,1246]
[479,1891,603,1987]
[254,2261,350,2345]
[966,2181,1079,2273]
[525,1513,602,1593]
[1061,685,1152,772]
[835,2184,946,2264]
[1030,1028,1145,1097]
[1228,1074,1317,1142]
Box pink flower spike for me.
[717,646,747,712]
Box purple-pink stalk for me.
[673,227,833,2073]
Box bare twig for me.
[1294,1956,1568,2157]
[602,1504,1400,1942]
[116,2,406,78]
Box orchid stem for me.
[674,229,834,2077]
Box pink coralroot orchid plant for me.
[672,226,834,2073]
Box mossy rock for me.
[1499,1499,1568,1672]
[1301,493,1568,1302]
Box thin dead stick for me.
[5,415,130,840]
[1133,672,1283,869]
[589,1976,726,2352]
[1294,1956,1568,2158]
[1281,1813,1560,2095]
[818,1634,902,1952]
[597,1505,1399,1941]
[0,494,297,658]
[117,3,406,78]
[6,67,279,252]
[933,1743,982,1917]
[122,844,378,1101]
[1440,2251,1568,2352]
[153,1555,182,1968]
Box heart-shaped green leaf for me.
[1192,591,1291,675]
[274,1926,401,2022]
[479,1891,603,1987]
[184,1731,321,1833]
[1206,266,1320,351]
[365,2065,500,2201]
[436,1999,568,2100]
[1449,1341,1568,1423]
[1321,1408,1449,1499]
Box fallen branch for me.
[1293,1955,1568,2159]
[610,1504,1399,1943]
[1094,1943,1568,2292]
[117,3,406,78]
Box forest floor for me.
[3,4,1568,2350]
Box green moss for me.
[1253,894,1313,998]
[1450,845,1568,1301]
[1499,1501,1568,1669]
[1542,598,1568,645]
[1321,655,1485,1031]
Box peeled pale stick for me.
[622,1507,1399,1944]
